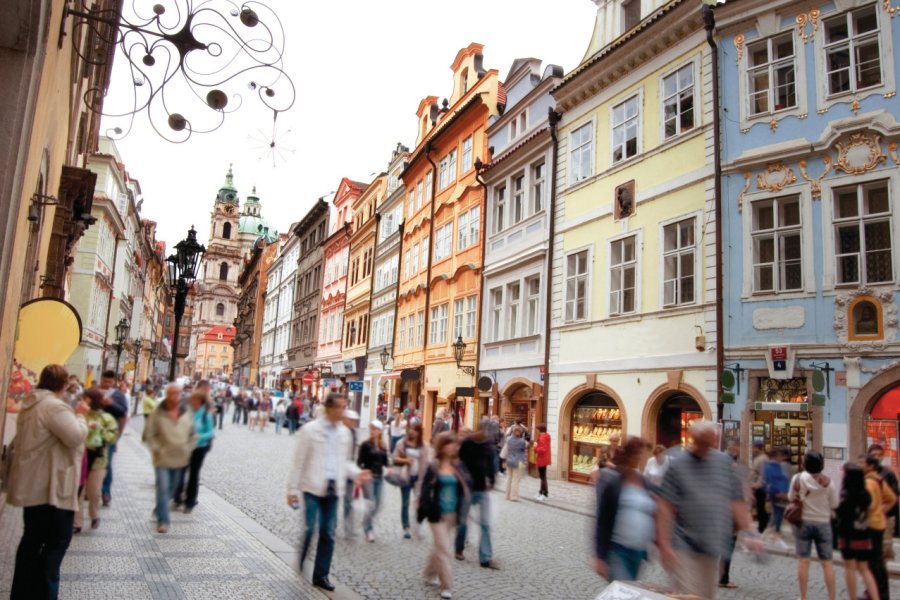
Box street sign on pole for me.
[302,372,314,385]
[349,380,363,392]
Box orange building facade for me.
[395,43,499,435]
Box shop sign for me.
[811,369,828,406]
[349,380,364,392]
[754,401,808,412]
[400,368,420,381]
[720,369,736,404]
[455,386,475,398]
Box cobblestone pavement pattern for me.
[0,424,325,600]
[200,416,900,600]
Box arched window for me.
[223,222,232,239]
[219,262,229,280]
[216,302,225,316]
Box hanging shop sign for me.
[720,369,736,404]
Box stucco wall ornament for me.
[889,142,900,166]
[738,171,752,213]
[756,162,797,193]
[796,10,821,43]
[834,132,887,175]
[834,287,898,351]
[798,156,833,199]
[884,0,897,18]
[734,34,745,64]
[769,118,778,133]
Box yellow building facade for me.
[547,0,716,483]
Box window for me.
[434,223,453,261]
[825,6,882,96]
[462,136,473,172]
[570,123,593,183]
[416,180,424,210]
[407,314,415,348]
[834,181,892,285]
[512,174,525,224]
[526,276,540,335]
[506,282,521,339]
[565,251,589,322]
[663,218,696,305]
[429,304,448,344]
[421,236,429,270]
[411,244,420,274]
[490,288,504,341]
[219,262,229,281]
[404,249,411,278]
[612,96,639,164]
[417,311,424,346]
[532,162,545,214]
[439,157,448,190]
[750,198,802,293]
[453,299,464,340]
[425,171,433,201]
[398,317,406,351]
[610,237,637,315]
[222,222,232,239]
[662,64,695,139]
[457,206,479,250]
[493,185,506,234]
[216,302,225,316]
[408,190,415,217]
[448,149,457,183]
[465,295,477,339]
[747,33,797,116]
[623,0,641,31]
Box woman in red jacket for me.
[533,423,551,501]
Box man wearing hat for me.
[342,408,361,538]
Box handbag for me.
[384,465,410,487]
[785,478,805,526]
[499,440,508,460]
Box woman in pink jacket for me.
[533,423,551,501]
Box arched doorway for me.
[849,363,900,462]
[567,389,623,483]
[865,385,900,476]
[656,394,704,449]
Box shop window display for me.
[569,392,622,483]
[751,377,810,467]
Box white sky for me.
[106,0,598,251]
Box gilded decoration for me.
[756,162,797,193]
[796,10,820,43]
[851,98,860,115]
[738,171,752,213]
[884,0,897,17]
[769,118,778,133]
[734,34,745,64]
[890,142,900,166]
[833,132,887,175]
[798,156,833,199]
[834,287,898,351]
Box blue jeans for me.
[275,413,284,434]
[154,467,184,525]
[11,505,74,600]
[401,475,418,530]
[607,543,646,582]
[301,491,339,582]
[363,477,383,534]
[770,495,785,532]
[288,418,299,434]
[390,435,404,454]
[343,479,355,534]
[455,490,492,563]
[102,442,117,497]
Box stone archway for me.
[557,382,627,481]
[641,382,711,447]
[849,362,900,459]
[500,377,535,417]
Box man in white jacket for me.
[287,393,369,591]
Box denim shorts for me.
[795,520,833,560]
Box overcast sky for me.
[106,0,598,251]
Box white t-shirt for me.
[405,446,422,477]
[643,455,670,488]
[390,419,407,438]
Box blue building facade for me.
[716,0,900,470]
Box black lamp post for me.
[113,318,130,377]
[380,347,390,371]
[166,226,206,381]
[131,338,143,411]
[452,336,475,377]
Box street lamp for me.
[166,226,206,381]
[113,317,130,377]
[452,336,475,377]
[131,338,143,412]
[380,347,391,371]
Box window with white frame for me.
[439,157,448,190]
[407,314,415,348]
[570,123,593,183]
[609,237,637,315]
[751,197,802,293]
[506,282,521,339]
[662,64,695,139]
[662,218,696,306]
[747,33,797,116]
[411,243,419,274]
[490,288,503,341]
[425,170,433,201]
[398,317,406,351]
[612,96,639,164]
[458,205,479,250]
[833,181,892,285]
[532,162,545,214]
[434,222,453,261]
[453,299,464,340]
[404,249,411,278]
[416,310,424,346]
[493,185,506,233]
[408,190,415,217]
[825,5,882,96]
[525,276,540,335]
[512,174,525,224]
[462,136,473,172]
[448,149,457,184]
[564,250,589,322]
[421,236,429,270]
[429,304,448,344]
[465,295,477,339]
[416,180,424,210]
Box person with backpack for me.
[788,450,839,600]
[764,447,792,546]
[837,463,881,600]
[863,453,897,600]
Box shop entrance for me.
[568,391,622,484]
[866,385,900,476]
[750,376,812,469]
[655,393,703,449]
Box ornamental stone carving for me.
[834,287,898,351]
[834,132,887,175]
[756,162,797,193]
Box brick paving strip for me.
[0,425,346,600]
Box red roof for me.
[200,325,236,343]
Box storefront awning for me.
[381,371,402,380]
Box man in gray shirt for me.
[656,420,762,598]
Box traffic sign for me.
[302,372,315,385]
[349,380,364,392]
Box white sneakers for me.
[534,494,546,502]
[366,531,375,543]
[440,591,452,599]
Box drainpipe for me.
[475,159,490,414]
[543,108,562,431]
[422,141,439,410]
[703,4,725,422]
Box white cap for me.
[345,409,360,421]
[370,419,384,430]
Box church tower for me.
[189,165,244,377]
[238,185,278,257]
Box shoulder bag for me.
[785,477,806,526]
